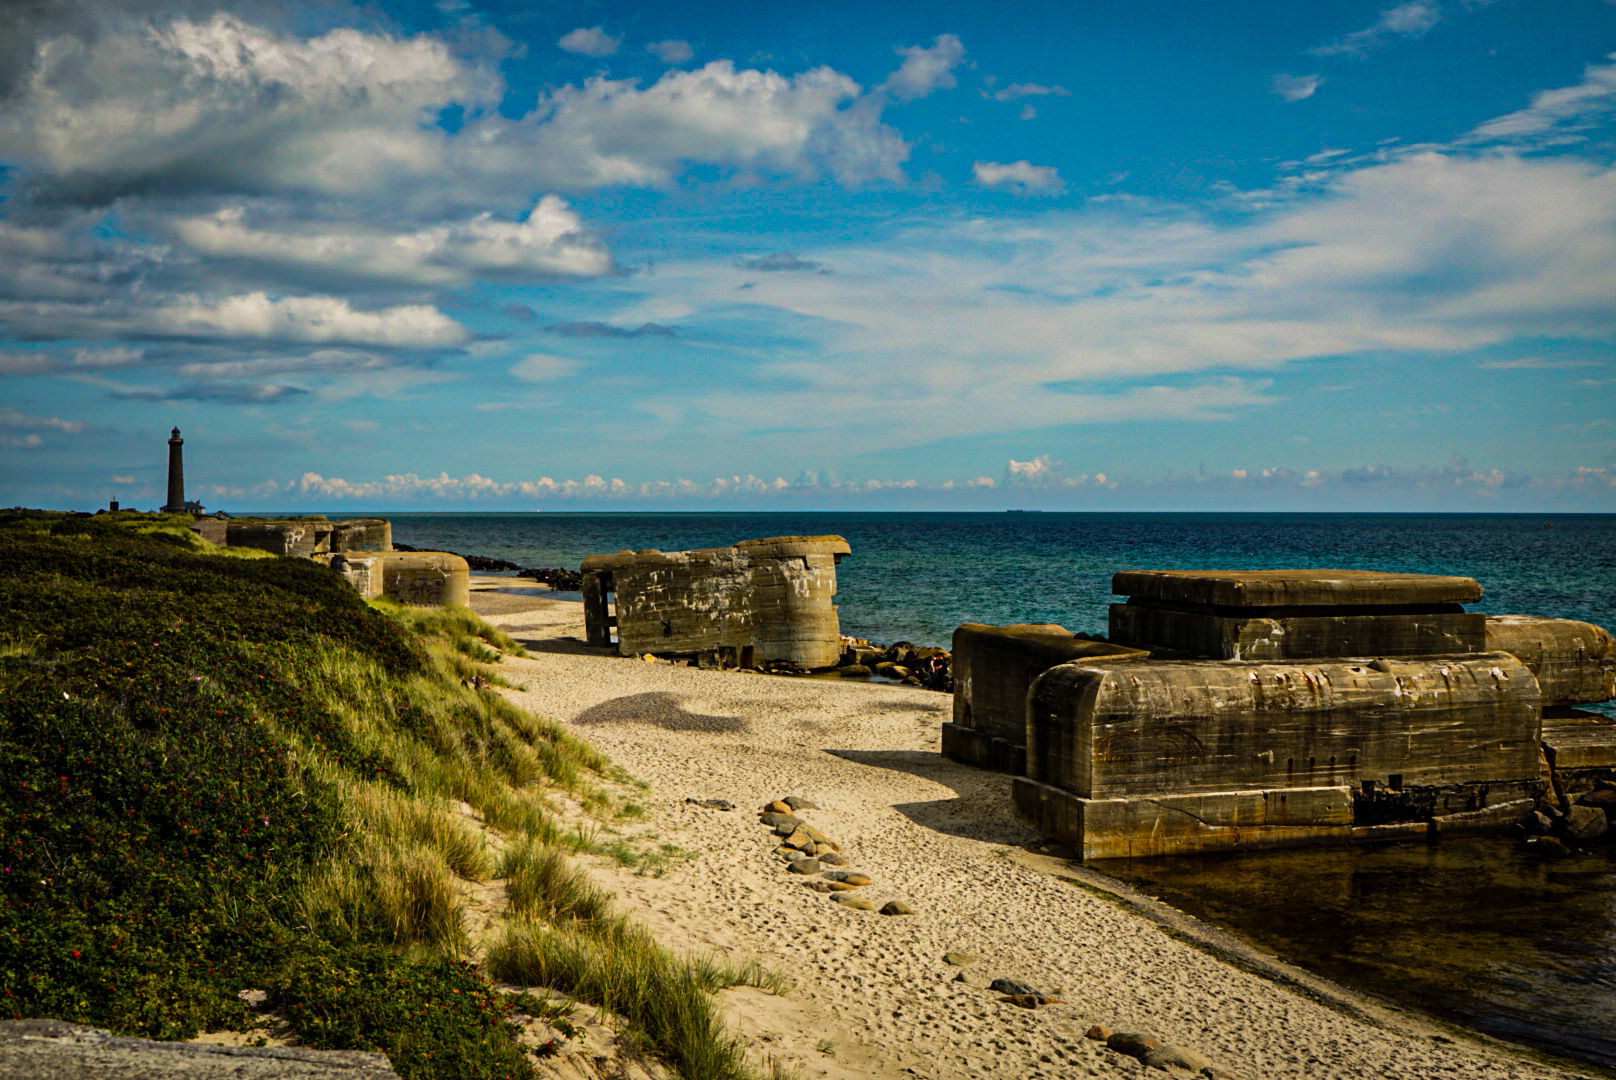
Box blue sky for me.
[3,0,1615,511]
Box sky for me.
[3,0,1616,512]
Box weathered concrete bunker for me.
[580,535,850,669]
[968,569,1616,860]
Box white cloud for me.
[167,196,612,285]
[988,82,1069,102]
[881,34,966,102]
[647,39,694,64]
[507,61,909,187]
[1314,1,1441,57]
[1272,74,1323,102]
[0,408,85,433]
[973,160,1065,194]
[510,353,580,382]
[1467,53,1616,145]
[150,293,469,346]
[558,26,621,58]
[0,13,493,201]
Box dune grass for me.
[0,511,784,1080]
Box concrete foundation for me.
[1484,615,1616,707]
[580,536,850,668]
[334,551,470,608]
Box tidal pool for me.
[1096,838,1616,1069]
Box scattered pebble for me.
[943,953,976,967]
[880,901,915,916]
[831,894,876,911]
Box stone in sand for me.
[839,664,872,677]
[764,800,792,814]
[831,894,875,910]
[818,851,850,866]
[823,871,871,886]
[784,796,819,811]
[787,858,821,875]
[760,812,801,830]
[813,841,842,855]
[881,901,915,915]
[783,827,817,851]
[1085,1024,1113,1041]
[1142,1045,1215,1073]
[685,797,735,810]
[943,953,975,966]
[824,881,859,892]
[777,848,807,861]
[1107,1032,1164,1059]
[1002,994,1041,1009]
[803,881,836,893]
[989,978,1039,997]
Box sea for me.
[335,511,1616,1069]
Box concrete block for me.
[1542,712,1616,770]
[580,536,849,668]
[1026,654,1542,800]
[946,623,1145,771]
[1111,569,1483,609]
[334,551,469,608]
[1110,604,1485,659]
[1485,615,1614,705]
[227,521,319,557]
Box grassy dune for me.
[0,512,775,1079]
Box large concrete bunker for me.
[947,568,1616,859]
[580,535,851,669]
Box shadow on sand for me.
[573,691,749,734]
[827,748,1034,846]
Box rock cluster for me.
[834,639,952,692]
[1083,1026,1237,1078]
[520,567,584,591]
[1518,780,1616,857]
[755,797,912,915]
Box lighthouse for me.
[162,426,188,513]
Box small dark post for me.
[162,426,186,513]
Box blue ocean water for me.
[348,510,1616,1066]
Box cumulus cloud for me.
[558,26,621,58]
[0,407,85,433]
[973,160,1065,194]
[880,34,966,102]
[1272,73,1323,102]
[647,39,694,64]
[166,196,613,286]
[511,61,909,188]
[149,293,469,346]
[1313,1,1441,57]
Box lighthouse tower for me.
[162,426,187,514]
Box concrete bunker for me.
[945,568,1616,859]
[580,535,851,669]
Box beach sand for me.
[475,587,1583,1080]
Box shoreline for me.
[472,587,1598,1080]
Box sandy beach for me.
[474,586,1588,1080]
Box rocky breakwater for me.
[1516,778,1616,858]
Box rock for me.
[831,894,875,910]
[1562,803,1608,841]
[1107,1032,1164,1059]
[801,824,833,844]
[822,870,871,886]
[813,841,842,856]
[787,858,821,875]
[839,664,872,677]
[764,800,792,814]
[784,796,819,811]
[1143,1045,1214,1073]
[685,798,735,810]
[1085,1024,1113,1042]
[989,978,1039,997]
[818,851,850,866]
[1001,994,1041,1009]
[803,881,836,893]
[825,880,860,892]
[1577,789,1616,820]
[1530,835,1575,858]
[777,848,807,862]
[890,665,913,680]
[943,953,975,966]
[873,662,900,677]
[760,812,801,831]
[782,827,817,851]
[1517,809,1552,835]
[880,901,915,916]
